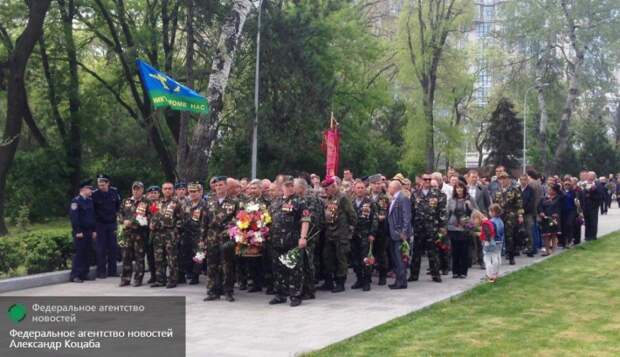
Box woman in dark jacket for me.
[447,181,474,278]
[538,184,563,256]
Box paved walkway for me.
[3,208,620,357]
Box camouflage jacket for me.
[204,195,239,242]
[118,196,149,232]
[371,191,390,234]
[181,199,207,238]
[301,191,324,237]
[494,186,524,222]
[269,194,311,249]
[411,188,447,235]
[239,195,270,212]
[150,197,183,231]
[323,192,357,241]
[352,196,378,239]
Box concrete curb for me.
[0,263,123,294]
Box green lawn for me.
[308,231,620,357]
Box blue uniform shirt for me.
[70,195,96,234]
[92,187,121,224]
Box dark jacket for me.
[388,191,412,241]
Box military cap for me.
[79,179,93,189]
[361,176,369,182]
[96,174,110,183]
[321,177,336,187]
[368,174,382,183]
[147,185,161,193]
[187,181,202,191]
[132,181,144,189]
[392,173,406,184]
[174,180,187,189]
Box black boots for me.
[318,276,334,291]
[331,278,345,293]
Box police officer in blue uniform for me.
[70,179,97,283]
[92,174,121,278]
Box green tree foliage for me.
[209,1,402,178]
[484,98,522,171]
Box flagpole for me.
[251,0,264,180]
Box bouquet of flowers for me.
[228,202,271,256]
[435,232,450,253]
[462,217,480,237]
[117,223,127,248]
[192,251,206,264]
[400,240,410,265]
[278,231,320,269]
[363,241,375,266]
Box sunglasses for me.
[422,178,431,181]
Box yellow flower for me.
[262,212,272,225]
[237,220,250,230]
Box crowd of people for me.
[68,166,619,306]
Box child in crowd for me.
[472,205,504,283]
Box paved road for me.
[3,208,619,357]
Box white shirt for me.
[389,191,400,214]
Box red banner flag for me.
[323,115,340,179]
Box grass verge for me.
[308,231,620,357]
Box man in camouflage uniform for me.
[351,180,378,291]
[238,179,270,292]
[203,176,239,302]
[319,177,357,293]
[369,174,390,285]
[119,181,149,287]
[268,176,311,307]
[149,182,182,288]
[145,186,161,283]
[179,182,206,285]
[494,172,524,265]
[410,173,447,283]
[294,177,323,300]
[174,180,189,283]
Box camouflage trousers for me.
[322,239,351,280]
[179,232,201,279]
[372,230,389,276]
[411,235,440,279]
[302,238,316,295]
[205,237,235,295]
[502,215,518,259]
[121,231,146,283]
[152,228,179,284]
[272,245,303,298]
[351,234,372,283]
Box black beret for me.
[174,180,187,189]
[147,185,161,193]
[212,176,227,183]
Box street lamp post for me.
[251,0,264,179]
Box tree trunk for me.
[60,0,82,195]
[423,89,435,172]
[176,0,194,179]
[552,0,584,173]
[178,0,252,181]
[0,0,51,235]
[536,80,549,175]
